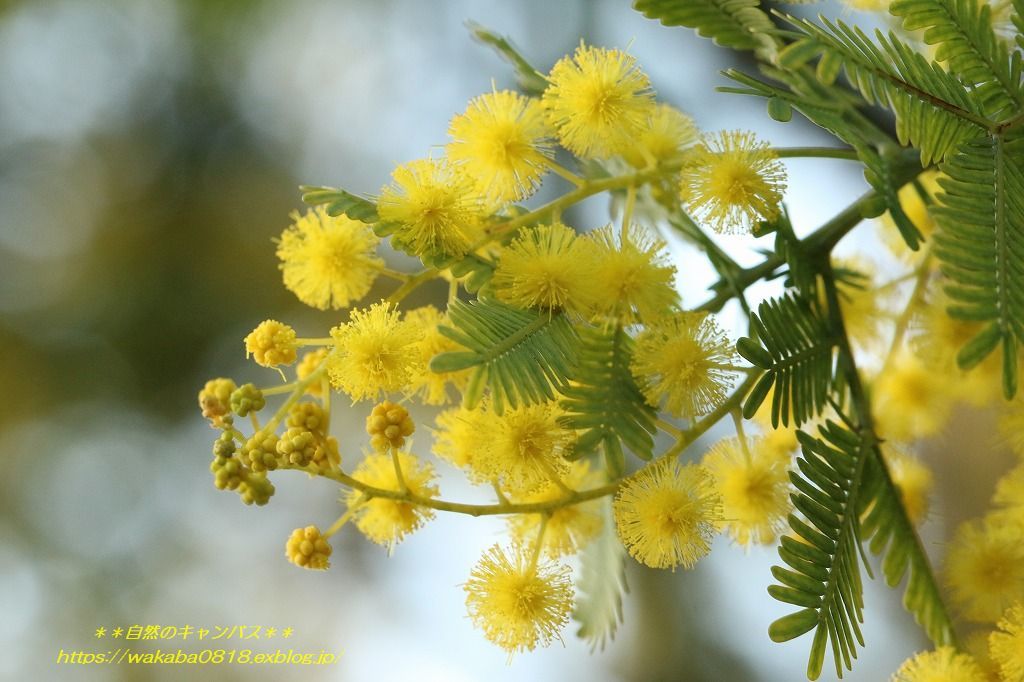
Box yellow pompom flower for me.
[198,377,237,427]
[622,103,698,168]
[702,436,790,547]
[403,305,469,405]
[990,603,1024,682]
[872,351,954,442]
[432,404,491,478]
[884,446,933,526]
[613,459,722,570]
[285,525,332,570]
[583,223,678,323]
[295,348,329,397]
[464,543,573,656]
[759,424,799,465]
[346,451,438,551]
[244,320,298,368]
[447,89,553,203]
[946,518,1024,622]
[327,301,420,402]
[679,130,786,234]
[476,401,574,496]
[507,460,604,558]
[492,222,598,314]
[542,43,655,159]
[377,157,486,258]
[632,311,736,419]
[276,206,383,310]
[891,647,986,682]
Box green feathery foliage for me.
[299,185,380,223]
[1014,0,1024,50]
[632,0,776,56]
[559,325,657,475]
[430,298,578,414]
[573,499,628,651]
[736,294,836,427]
[466,22,548,96]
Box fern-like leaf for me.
[736,294,836,427]
[932,129,1024,397]
[889,0,1023,120]
[466,22,547,96]
[633,0,777,56]
[573,499,628,651]
[778,15,990,164]
[430,298,578,414]
[299,185,380,223]
[1013,0,1024,51]
[559,325,657,474]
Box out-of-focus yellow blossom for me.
[613,459,722,570]
[198,377,237,427]
[492,223,598,314]
[583,223,677,323]
[507,460,603,558]
[679,130,786,234]
[702,436,790,547]
[285,526,332,570]
[346,451,438,551]
[464,543,573,655]
[884,446,933,526]
[447,89,553,203]
[891,647,986,682]
[622,103,698,168]
[945,518,1024,622]
[276,206,383,310]
[365,400,415,452]
[998,397,1024,459]
[295,348,329,397]
[542,43,655,159]
[962,630,1002,682]
[632,311,736,419]
[989,602,1024,682]
[879,172,941,260]
[432,404,491,476]
[825,260,889,352]
[377,157,486,258]
[327,301,420,402]
[244,320,298,368]
[758,424,799,465]
[475,401,575,496]
[403,305,468,405]
[872,351,954,442]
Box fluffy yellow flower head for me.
[993,463,1024,515]
[285,525,332,570]
[702,436,791,547]
[276,206,383,310]
[403,305,468,406]
[583,223,678,323]
[872,351,954,442]
[990,602,1024,682]
[622,103,698,168]
[447,89,553,203]
[377,157,486,258]
[295,348,329,397]
[464,543,574,656]
[476,401,575,496]
[492,222,598,314]
[613,459,722,570]
[507,460,604,558]
[946,518,1024,622]
[632,311,736,419]
[432,404,491,476]
[999,397,1024,458]
[679,130,786,234]
[891,647,986,682]
[346,451,438,551]
[328,301,419,402]
[542,43,655,159]
[884,446,933,526]
[244,320,298,368]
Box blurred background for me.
[0,1,1015,680]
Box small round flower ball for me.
[463,543,574,655]
[295,348,329,397]
[631,311,736,419]
[346,451,438,551]
[237,472,274,506]
[622,103,698,168]
[945,517,1024,622]
[285,525,332,570]
[198,377,237,427]
[327,301,420,402]
[679,130,786,234]
[582,223,678,323]
[276,206,383,311]
[891,647,986,682]
[492,222,598,315]
[244,320,298,368]
[377,157,486,259]
[990,602,1024,682]
[702,436,790,548]
[447,89,554,204]
[365,400,415,452]
[613,459,722,570]
[542,43,655,159]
